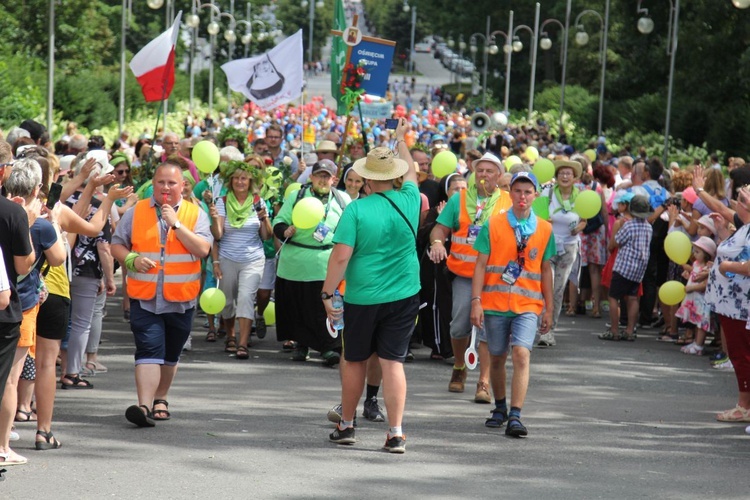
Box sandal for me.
[681,342,704,355]
[236,345,250,360]
[485,408,508,428]
[505,416,528,437]
[716,404,750,422]
[282,340,297,352]
[675,335,694,345]
[216,329,227,339]
[125,404,156,427]
[60,374,93,389]
[224,338,237,353]
[565,308,577,317]
[15,409,37,422]
[35,430,62,450]
[152,399,171,420]
[598,331,620,341]
[621,332,636,342]
[591,309,602,319]
[205,330,217,343]
[85,360,108,373]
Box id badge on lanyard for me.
[469,199,486,245]
[313,223,330,242]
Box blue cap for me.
[614,190,635,205]
[510,171,539,191]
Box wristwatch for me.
[696,187,705,194]
[321,291,334,300]
[172,220,182,230]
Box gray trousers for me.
[66,276,100,375]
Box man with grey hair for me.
[160,132,200,182]
[0,140,35,452]
[67,134,88,155]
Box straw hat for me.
[352,147,409,181]
[315,140,339,154]
[553,159,582,179]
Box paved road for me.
[3,280,748,497]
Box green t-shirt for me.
[273,187,350,282]
[435,191,463,230]
[473,215,556,316]
[333,181,421,305]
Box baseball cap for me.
[475,152,504,171]
[510,171,539,191]
[311,159,338,177]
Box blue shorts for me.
[130,301,193,366]
[483,312,538,356]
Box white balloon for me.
[492,112,508,128]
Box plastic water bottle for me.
[331,290,345,330]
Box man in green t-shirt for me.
[321,123,419,454]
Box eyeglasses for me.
[116,169,130,175]
[557,171,574,177]
[266,135,282,140]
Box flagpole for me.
[356,100,369,154]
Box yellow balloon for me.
[504,155,522,169]
[199,287,226,315]
[285,182,302,199]
[584,149,597,163]
[525,146,539,162]
[533,159,555,184]
[432,151,458,178]
[664,231,692,265]
[292,196,325,229]
[192,141,220,174]
[659,280,686,306]
[573,190,602,219]
[263,301,276,325]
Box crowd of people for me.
[0,102,748,465]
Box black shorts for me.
[608,272,640,300]
[36,294,71,340]
[342,293,420,363]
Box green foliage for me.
[534,85,598,134]
[276,0,333,62]
[0,55,47,128]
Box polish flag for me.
[130,11,182,102]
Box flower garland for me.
[340,60,367,113]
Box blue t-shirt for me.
[18,219,57,311]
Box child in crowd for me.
[600,194,653,341]
[675,237,715,355]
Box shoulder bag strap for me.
[375,193,416,241]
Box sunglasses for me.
[116,169,130,175]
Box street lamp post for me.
[469,16,491,109]
[636,0,679,166]
[488,10,514,114]
[185,1,223,119]
[118,0,132,134]
[559,0,572,129]
[47,0,55,134]
[538,18,565,124]
[573,0,609,135]
[409,5,416,74]
[301,0,325,66]
[505,3,541,121]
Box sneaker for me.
[383,434,406,454]
[255,317,267,340]
[710,352,729,365]
[326,404,357,427]
[363,398,385,422]
[713,359,734,371]
[474,381,492,404]
[537,332,556,347]
[292,346,310,362]
[329,425,356,445]
[321,350,341,367]
[10,427,19,441]
[405,350,414,362]
[448,367,467,393]
[182,335,192,352]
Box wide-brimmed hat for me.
[693,236,716,258]
[629,194,654,219]
[315,140,339,154]
[85,150,114,175]
[554,159,582,179]
[352,147,409,181]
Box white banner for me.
[221,30,304,110]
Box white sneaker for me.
[713,359,734,371]
[538,332,556,347]
[183,335,192,352]
[10,428,19,441]
[745,425,750,435]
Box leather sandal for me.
[152,399,171,420]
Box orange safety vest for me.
[127,199,202,302]
[446,188,512,278]
[481,213,553,315]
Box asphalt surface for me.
[3,279,748,498]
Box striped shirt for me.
[613,218,653,282]
[216,197,265,264]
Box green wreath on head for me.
[220,160,264,187]
[217,126,248,154]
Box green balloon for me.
[432,151,458,178]
[292,197,325,229]
[192,141,220,174]
[574,190,602,219]
[263,301,276,325]
[532,196,550,220]
[199,287,226,315]
[664,231,692,265]
[533,159,555,184]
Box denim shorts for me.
[483,312,538,356]
[450,276,486,342]
[130,301,193,366]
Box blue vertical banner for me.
[348,40,395,98]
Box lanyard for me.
[514,226,529,268]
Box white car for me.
[414,42,431,53]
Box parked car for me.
[414,42,431,53]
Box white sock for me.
[389,426,403,437]
[340,420,354,429]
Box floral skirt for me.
[675,293,711,331]
[581,224,607,266]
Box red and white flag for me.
[130,11,182,102]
